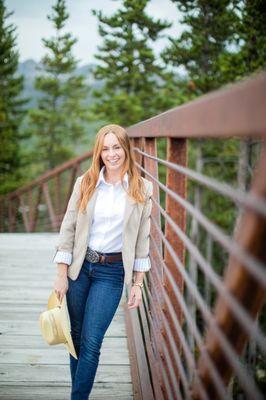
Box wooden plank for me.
[0,320,126,336]
[1,281,55,288]
[0,347,131,365]
[124,303,154,400]
[0,384,133,400]
[0,364,131,383]
[0,303,126,313]
[0,275,57,282]
[0,335,128,348]
[0,308,125,321]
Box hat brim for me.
[48,291,78,360]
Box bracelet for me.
[133,282,144,289]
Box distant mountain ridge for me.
[18,59,103,107]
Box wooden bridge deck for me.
[0,233,133,400]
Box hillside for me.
[18,59,103,108]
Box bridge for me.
[0,72,265,400]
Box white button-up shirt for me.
[53,166,151,271]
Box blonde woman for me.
[52,124,153,399]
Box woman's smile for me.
[108,158,119,164]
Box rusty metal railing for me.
[123,72,266,400]
[0,72,265,400]
[0,151,93,233]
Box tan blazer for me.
[53,175,153,285]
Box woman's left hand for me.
[127,285,142,309]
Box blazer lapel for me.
[85,186,137,232]
[123,194,137,231]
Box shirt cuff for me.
[133,256,151,272]
[53,250,72,265]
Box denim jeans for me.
[66,254,125,399]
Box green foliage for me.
[0,0,28,194]
[241,0,266,71]
[217,0,266,84]
[90,0,175,126]
[162,0,240,94]
[26,0,90,174]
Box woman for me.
[52,124,153,399]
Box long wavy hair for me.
[77,124,146,213]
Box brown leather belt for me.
[98,253,123,264]
[85,247,123,264]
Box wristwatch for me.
[133,282,144,289]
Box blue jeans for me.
[66,255,125,399]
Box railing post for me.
[19,195,30,232]
[143,137,165,396]
[8,198,18,232]
[28,189,33,232]
[163,137,187,395]
[64,166,79,214]
[43,182,58,232]
[29,186,42,232]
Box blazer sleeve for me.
[134,181,153,260]
[53,176,82,257]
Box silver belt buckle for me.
[86,247,100,263]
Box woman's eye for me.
[102,146,120,151]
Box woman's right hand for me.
[53,273,69,303]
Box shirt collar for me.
[96,165,129,188]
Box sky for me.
[6,0,182,66]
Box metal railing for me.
[0,72,265,400]
[0,152,93,233]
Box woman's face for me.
[100,132,126,173]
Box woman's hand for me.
[53,273,69,303]
[127,285,142,309]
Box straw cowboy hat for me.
[39,290,78,360]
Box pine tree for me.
[28,0,89,172]
[161,0,239,96]
[0,0,27,194]
[236,0,266,75]
[91,0,173,126]
[212,1,266,83]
